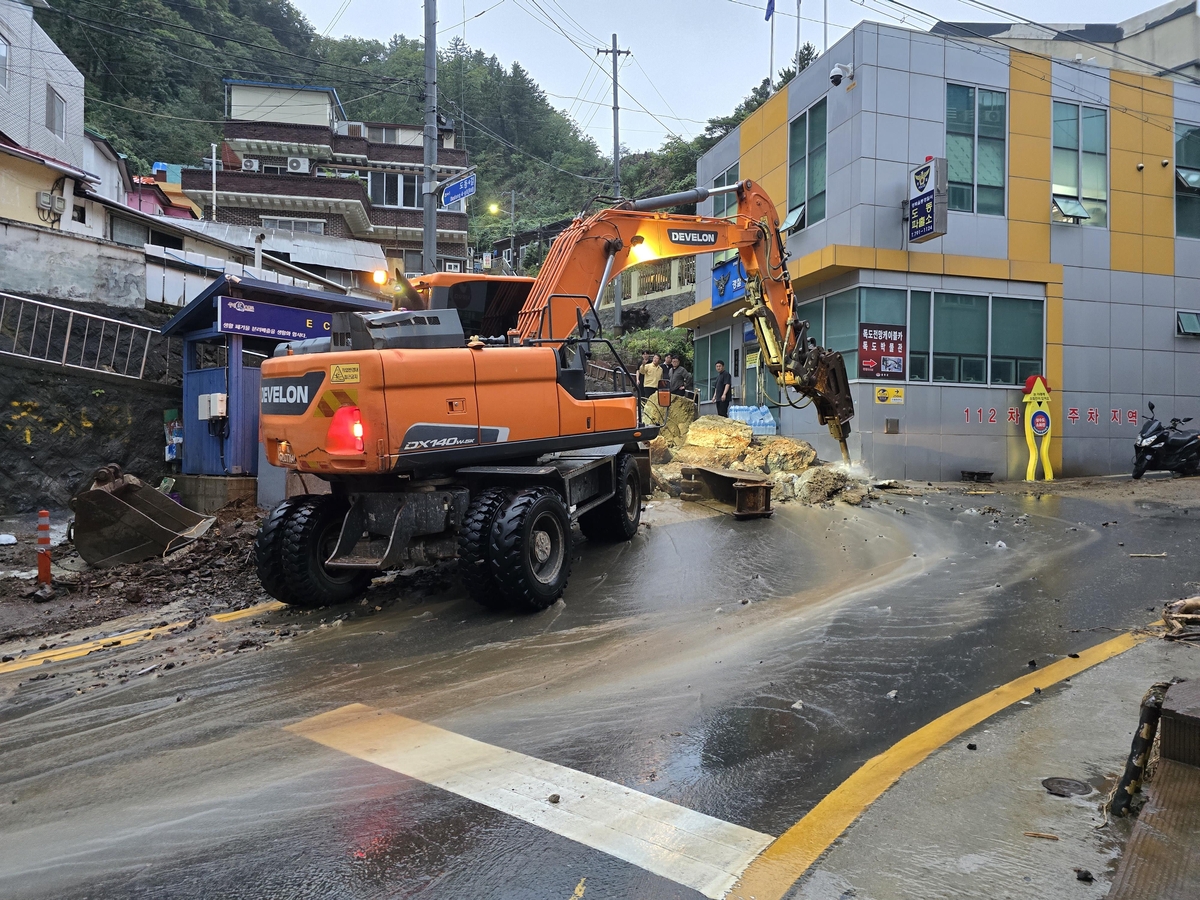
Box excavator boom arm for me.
[515,180,855,457]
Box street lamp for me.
[488,189,518,270]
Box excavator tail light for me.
[327,405,365,454]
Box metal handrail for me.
[0,292,161,380]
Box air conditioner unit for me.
[52,195,67,214]
[242,158,260,172]
[287,157,310,174]
[35,191,53,211]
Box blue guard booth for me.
[161,276,389,512]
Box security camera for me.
[830,63,853,87]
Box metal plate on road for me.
[441,171,476,206]
[1042,777,1093,796]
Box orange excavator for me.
[254,179,853,612]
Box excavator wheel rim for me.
[489,488,572,612]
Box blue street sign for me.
[441,171,476,206]
[217,297,331,341]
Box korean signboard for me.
[711,256,747,308]
[908,157,947,244]
[858,322,906,380]
[217,297,331,341]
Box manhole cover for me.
[1042,777,1092,797]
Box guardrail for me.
[0,292,162,380]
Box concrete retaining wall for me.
[0,217,144,307]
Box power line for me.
[438,0,507,35]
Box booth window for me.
[909,291,931,381]
[990,297,1044,384]
[1177,123,1200,239]
[933,293,988,383]
[787,97,827,227]
[946,84,1006,214]
[1052,102,1107,226]
[712,162,739,265]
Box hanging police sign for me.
[908,157,948,244]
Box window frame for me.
[945,84,1008,216]
[0,31,9,92]
[711,162,739,266]
[260,217,325,235]
[46,86,65,142]
[784,287,1044,387]
[1176,121,1200,240]
[786,96,828,230]
[1051,100,1108,227]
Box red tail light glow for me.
[327,405,365,454]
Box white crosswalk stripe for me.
[288,704,774,898]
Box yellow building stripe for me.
[0,599,286,676]
[727,628,1151,900]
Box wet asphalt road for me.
[1,482,1197,899]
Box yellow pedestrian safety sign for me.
[1023,375,1053,481]
[330,363,360,385]
[874,387,905,404]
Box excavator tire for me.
[458,487,511,610]
[279,495,372,608]
[579,453,641,543]
[489,488,572,613]
[254,498,302,601]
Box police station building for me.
[677,7,1200,480]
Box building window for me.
[46,86,65,141]
[262,165,285,175]
[261,217,325,235]
[824,289,858,372]
[712,163,739,265]
[909,291,931,381]
[946,84,1006,215]
[1177,123,1200,239]
[1052,101,1107,226]
[367,126,400,144]
[796,298,823,347]
[368,171,419,208]
[111,216,149,247]
[787,97,827,227]
[0,33,9,91]
[990,297,1044,384]
[71,205,86,224]
[933,293,988,383]
[693,328,731,403]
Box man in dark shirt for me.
[711,360,732,417]
[668,354,692,396]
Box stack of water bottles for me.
[728,405,778,436]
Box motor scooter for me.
[1133,401,1200,478]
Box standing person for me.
[669,354,692,397]
[711,360,732,417]
[637,350,661,400]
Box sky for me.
[289,0,1162,152]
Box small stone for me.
[967,743,977,750]
[791,700,804,710]
[886,690,898,699]
[1,655,13,663]
[1028,659,1038,667]
[548,793,560,804]
[1068,652,1080,659]
[1075,869,1093,883]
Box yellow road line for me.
[0,600,286,676]
[728,629,1152,900]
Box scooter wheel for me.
[1132,458,1148,480]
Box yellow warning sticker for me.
[330,363,360,385]
[874,386,905,404]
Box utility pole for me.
[796,0,802,70]
[210,142,218,221]
[508,189,516,272]
[422,0,438,274]
[597,34,629,333]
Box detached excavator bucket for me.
[71,465,215,568]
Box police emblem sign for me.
[908,157,948,244]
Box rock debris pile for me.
[649,415,871,505]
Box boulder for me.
[759,435,818,473]
[672,444,744,469]
[644,395,696,447]
[797,467,849,504]
[684,415,753,451]
[648,435,672,464]
[770,471,800,502]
